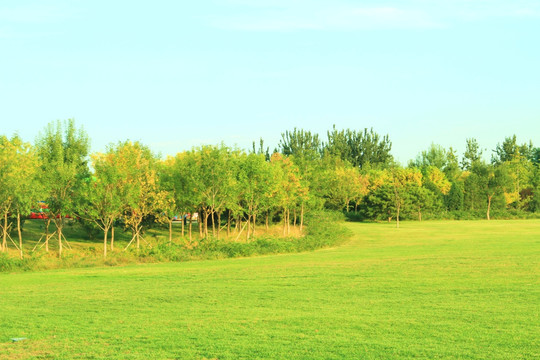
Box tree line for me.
[1,120,539,259]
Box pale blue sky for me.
[1,0,539,162]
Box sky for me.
[1,0,539,163]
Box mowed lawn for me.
[1,220,539,359]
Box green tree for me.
[35,119,90,257]
[531,148,540,165]
[157,158,185,243]
[492,135,533,164]
[110,141,163,250]
[165,152,203,241]
[470,162,511,220]
[279,128,322,163]
[405,184,436,221]
[463,171,484,212]
[0,135,41,258]
[390,167,422,228]
[492,136,534,209]
[363,184,395,222]
[529,166,540,212]
[412,143,447,170]
[444,147,461,181]
[461,138,483,170]
[445,181,464,211]
[324,125,392,169]
[236,152,275,239]
[325,165,369,213]
[78,151,125,257]
[270,153,303,236]
[191,145,237,239]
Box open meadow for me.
[1,220,539,359]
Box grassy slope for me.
[0,220,539,359]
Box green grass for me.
[1,220,539,359]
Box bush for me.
[0,253,41,272]
[1,211,352,273]
[126,210,351,263]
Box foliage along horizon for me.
[0,119,539,260]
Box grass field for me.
[1,220,539,359]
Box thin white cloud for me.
[0,3,77,23]
[512,8,540,17]
[0,2,80,38]
[211,0,540,31]
[211,4,440,31]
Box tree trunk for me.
[189,217,193,242]
[198,211,203,238]
[136,226,140,250]
[169,219,173,244]
[17,212,23,259]
[110,222,114,251]
[287,208,290,236]
[300,204,304,232]
[227,210,231,237]
[103,226,109,258]
[181,215,185,238]
[2,212,7,252]
[58,222,63,258]
[217,212,221,239]
[45,219,50,252]
[111,225,115,251]
[418,210,422,222]
[283,209,287,236]
[265,212,269,231]
[211,209,216,237]
[293,209,297,227]
[487,195,492,220]
[252,214,256,237]
[246,216,250,241]
[396,204,400,229]
[204,211,210,238]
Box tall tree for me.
[0,135,40,258]
[325,165,369,212]
[279,128,322,162]
[157,158,184,243]
[236,152,275,239]
[529,165,540,212]
[390,166,422,228]
[492,135,533,164]
[413,143,448,170]
[462,138,483,170]
[445,181,464,211]
[192,145,237,238]
[531,148,540,165]
[405,184,436,221]
[35,120,90,257]
[492,136,534,208]
[167,152,203,241]
[270,153,303,236]
[111,141,163,250]
[444,147,461,181]
[78,150,124,257]
[470,162,511,220]
[324,126,392,169]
